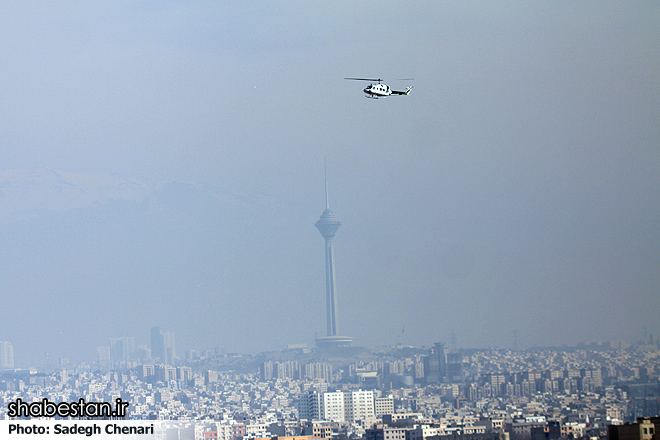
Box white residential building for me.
[298,389,375,424]
[345,390,376,423]
[321,391,345,422]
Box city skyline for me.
[2,326,657,371]
[1,332,658,426]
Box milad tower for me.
[314,169,352,348]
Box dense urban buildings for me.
[1,338,659,440]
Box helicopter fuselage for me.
[364,83,392,98]
[362,83,412,99]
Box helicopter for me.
[345,77,413,99]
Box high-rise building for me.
[109,337,135,361]
[150,327,176,364]
[374,397,395,416]
[260,361,274,381]
[314,168,352,349]
[298,389,375,423]
[150,327,163,360]
[321,391,345,422]
[0,341,14,369]
[344,389,376,423]
[176,366,192,382]
[424,342,447,383]
[97,346,111,368]
[156,364,177,382]
[163,331,176,364]
[298,391,322,421]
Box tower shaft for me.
[316,210,341,336]
[324,237,339,336]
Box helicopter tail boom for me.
[391,86,413,95]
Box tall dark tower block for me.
[424,342,447,383]
[315,168,352,349]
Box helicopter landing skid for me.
[365,94,378,99]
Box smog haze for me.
[1,2,659,366]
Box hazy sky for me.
[1,2,659,365]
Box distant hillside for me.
[0,169,151,222]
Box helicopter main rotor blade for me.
[345,77,383,82]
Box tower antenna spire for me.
[324,159,329,210]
